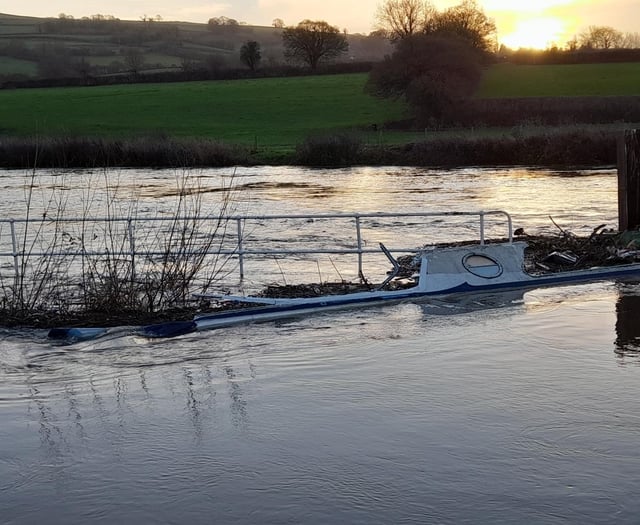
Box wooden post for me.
[618,129,640,231]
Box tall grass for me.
[0,136,252,169]
[356,128,618,168]
[0,126,628,169]
[295,134,364,167]
[0,168,239,326]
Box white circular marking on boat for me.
[462,253,503,279]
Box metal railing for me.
[0,210,512,283]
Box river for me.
[1,166,640,524]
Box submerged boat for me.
[180,240,640,334]
[48,209,640,341]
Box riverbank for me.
[0,126,627,169]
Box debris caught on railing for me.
[236,225,640,301]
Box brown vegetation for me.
[0,127,625,169]
[457,96,640,127]
[358,129,617,168]
[0,170,238,327]
[0,136,251,169]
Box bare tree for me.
[282,20,349,70]
[622,32,640,49]
[208,16,239,28]
[366,34,482,123]
[429,0,496,54]
[240,40,262,71]
[272,18,285,29]
[375,0,434,42]
[579,25,623,49]
[566,35,579,51]
[124,48,145,75]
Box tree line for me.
[238,0,495,72]
[2,2,637,83]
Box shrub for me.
[358,128,617,167]
[367,34,483,124]
[455,96,640,127]
[0,169,239,326]
[295,133,363,166]
[0,136,252,169]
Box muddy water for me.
[2,166,640,524]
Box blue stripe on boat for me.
[139,320,197,338]
[48,327,108,341]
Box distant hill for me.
[0,12,391,82]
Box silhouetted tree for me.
[428,0,496,54]
[272,18,285,29]
[566,35,579,51]
[240,40,261,71]
[282,20,348,70]
[367,34,482,123]
[622,32,640,49]
[579,25,623,49]
[375,0,435,42]
[207,16,239,30]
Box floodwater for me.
[2,166,640,524]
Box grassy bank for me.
[1,66,640,168]
[0,126,625,169]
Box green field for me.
[1,63,640,152]
[479,62,640,98]
[0,74,408,148]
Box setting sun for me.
[500,17,567,50]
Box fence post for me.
[618,129,640,231]
[236,218,244,280]
[355,215,363,280]
[127,219,136,283]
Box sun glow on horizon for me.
[500,17,567,50]
[483,0,576,12]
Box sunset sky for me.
[5,0,639,49]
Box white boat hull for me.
[49,240,640,340]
